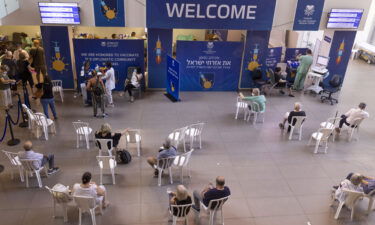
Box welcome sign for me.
[147,0,277,30]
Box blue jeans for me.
[41,98,57,119]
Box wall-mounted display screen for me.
[38,2,80,25]
[327,9,363,29]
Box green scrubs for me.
[293,55,313,91]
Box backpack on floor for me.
[117,150,132,164]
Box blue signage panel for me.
[325,31,356,87]
[240,30,270,88]
[73,39,144,91]
[266,47,283,69]
[40,26,74,88]
[293,0,325,30]
[93,0,125,27]
[166,55,180,100]
[148,28,173,88]
[176,41,244,91]
[324,35,332,43]
[147,0,277,30]
[284,48,308,62]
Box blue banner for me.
[325,31,357,87]
[266,47,283,69]
[284,48,308,62]
[176,41,243,91]
[40,26,74,89]
[93,0,125,27]
[148,28,173,88]
[166,55,180,100]
[240,30,270,88]
[293,0,325,30]
[73,39,144,91]
[147,0,277,30]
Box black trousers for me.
[124,83,136,96]
[339,115,350,128]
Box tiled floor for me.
[0,59,375,225]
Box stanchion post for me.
[22,82,31,109]
[17,93,28,128]
[5,109,20,146]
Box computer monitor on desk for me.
[317,55,329,67]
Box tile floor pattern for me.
[0,59,375,225]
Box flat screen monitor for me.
[317,55,329,67]
[327,9,363,29]
[38,2,80,25]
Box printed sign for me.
[147,0,277,30]
[293,0,325,30]
[324,35,332,43]
[176,41,243,91]
[266,47,283,69]
[166,55,180,101]
[93,0,125,27]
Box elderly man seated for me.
[335,102,369,134]
[147,139,177,176]
[333,173,375,195]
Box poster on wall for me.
[93,0,125,27]
[325,31,357,86]
[240,30,270,88]
[166,55,180,101]
[73,39,144,91]
[147,0,277,30]
[176,41,243,91]
[148,28,173,88]
[293,0,325,30]
[266,47,282,69]
[284,48,308,62]
[40,26,74,88]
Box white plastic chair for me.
[34,113,56,140]
[52,80,64,102]
[173,149,194,183]
[73,195,103,225]
[244,101,264,124]
[125,129,142,157]
[308,128,334,154]
[168,127,188,152]
[199,196,230,225]
[169,203,193,225]
[45,185,73,222]
[185,123,205,150]
[22,104,35,130]
[155,156,176,186]
[287,116,306,141]
[19,159,48,188]
[73,121,93,149]
[365,189,375,215]
[95,139,114,156]
[96,156,117,185]
[346,118,364,142]
[332,189,364,220]
[320,117,340,142]
[235,97,248,120]
[2,150,24,182]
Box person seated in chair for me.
[335,102,369,134]
[167,185,193,217]
[72,172,109,208]
[124,68,143,103]
[95,123,129,149]
[279,102,306,131]
[147,139,177,176]
[18,140,59,175]
[334,173,364,203]
[192,176,230,212]
[333,173,375,195]
[239,88,266,112]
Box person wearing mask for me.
[36,76,57,120]
[167,185,193,217]
[192,176,231,212]
[72,172,109,208]
[18,141,59,175]
[13,43,29,61]
[147,139,177,176]
[95,123,129,149]
[87,70,107,117]
[124,67,143,102]
[290,49,313,95]
[279,102,306,131]
[29,40,47,84]
[0,65,16,109]
[335,102,369,134]
[239,88,267,112]
[101,62,115,107]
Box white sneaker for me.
[130,96,134,102]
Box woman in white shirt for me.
[124,68,143,102]
[72,172,109,208]
[102,62,116,107]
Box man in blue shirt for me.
[193,176,231,212]
[147,139,177,176]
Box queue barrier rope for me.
[0,116,8,142]
[8,100,21,125]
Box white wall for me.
[355,0,375,45]
[0,25,40,38]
